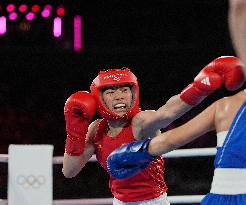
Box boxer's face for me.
[102,85,133,117]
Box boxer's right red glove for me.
[64,91,97,156]
[180,56,245,105]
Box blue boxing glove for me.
[107,138,157,179]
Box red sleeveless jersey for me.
[93,119,167,202]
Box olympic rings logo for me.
[16,175,46,189]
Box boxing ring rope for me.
[0,147,217,204]
[0,147,217,163]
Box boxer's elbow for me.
[62,166,81,178]
[62,167,75,178]
[62,153,86,178]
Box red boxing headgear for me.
[90,68,140,120]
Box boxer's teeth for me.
[114,103,127,111]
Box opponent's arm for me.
[62,91,97,178]
[148,90,246,155]
[148,102,216,156]
[133,56,245,140]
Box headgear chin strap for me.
[90,68,140,120]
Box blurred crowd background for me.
[0,0,238,204]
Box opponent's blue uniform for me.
[201,99,246,205]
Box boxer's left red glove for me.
[64,91,97,156]
[180,56,245,105]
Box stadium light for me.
[8,12,18,21]
[0,16,6,35]
[53,17,62,37]
[6,4,15,13]
[74,15,82,52]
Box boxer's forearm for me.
[157,94,193,122]
[62,153,84,178]
[62,143,95,178]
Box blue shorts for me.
[201,193,246,205]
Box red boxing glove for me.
[64,91,97,156]
[180,56,245,105]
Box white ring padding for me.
[210,168,246,194]
[0,195,206,205]
[0,147,216,163]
